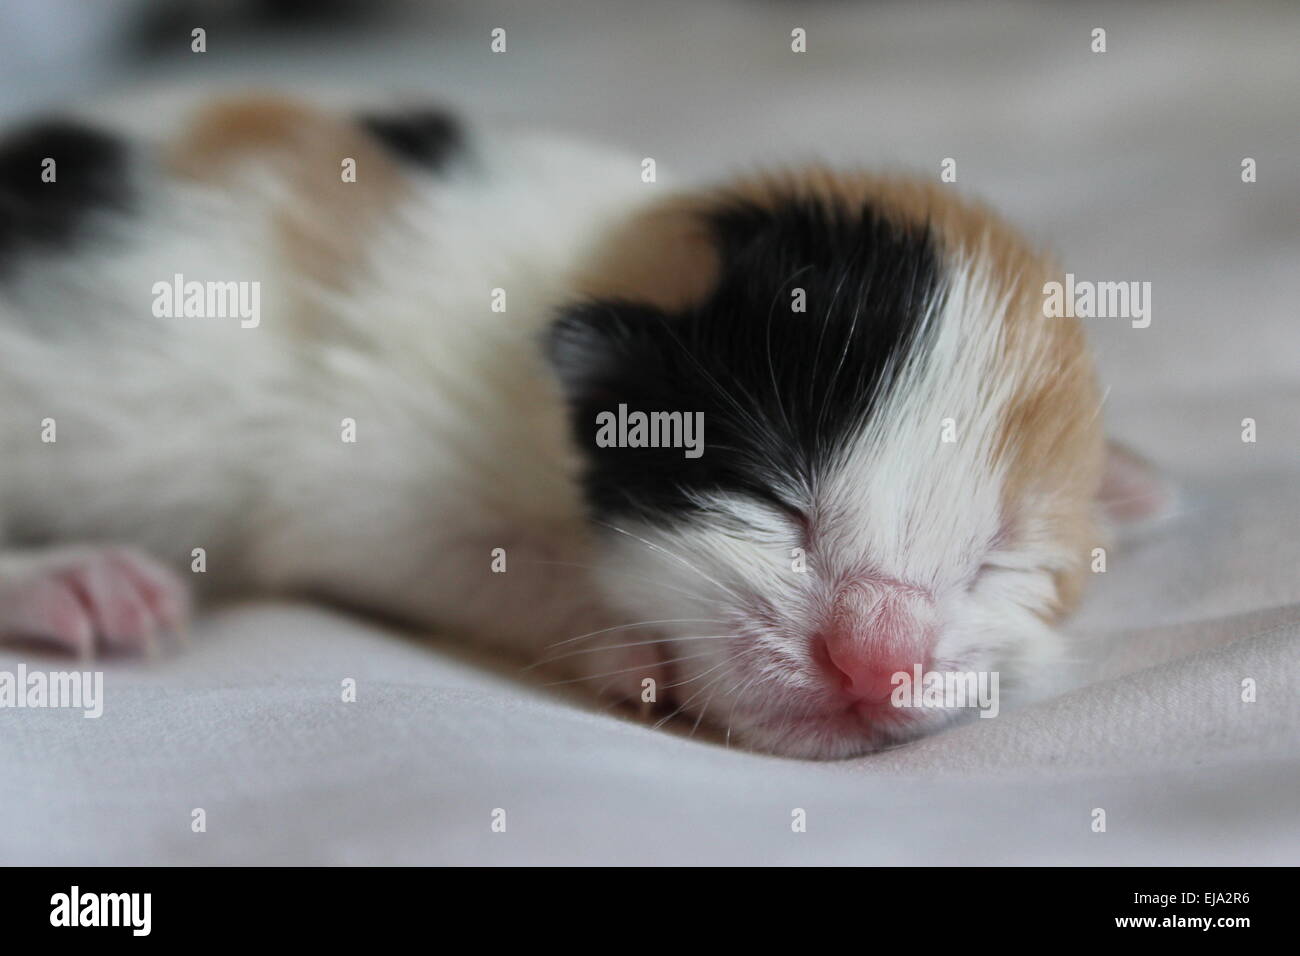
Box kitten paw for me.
[0,546,190,658]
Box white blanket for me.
[1,0,1297,864]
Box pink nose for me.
[813,579,936,703]
[819,639,925,703]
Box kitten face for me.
[550,172,1104,758]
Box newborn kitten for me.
[0,95,1162,757]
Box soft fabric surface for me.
[2,0,1297,864]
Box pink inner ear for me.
[1100,441,1173,524]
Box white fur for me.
[0,105,645,661]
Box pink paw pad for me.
[0,546,190,658]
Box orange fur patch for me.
[570,196,721,312]
[166,95,405,292]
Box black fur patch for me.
[0,120,134,263]
[358,108,462,170]
[548,195,943,523]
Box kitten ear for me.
[1099,440,1176,527]
[545,301,666,404]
